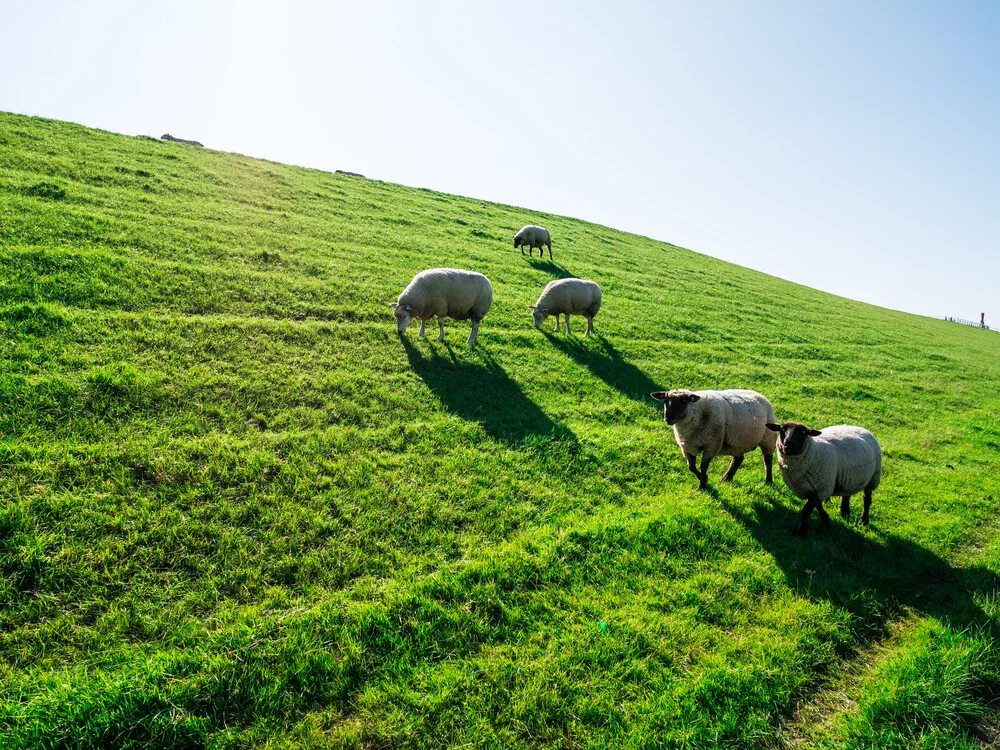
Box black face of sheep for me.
[650,390,701,425]
[765,421,822,456]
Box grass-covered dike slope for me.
[1,110,999,749]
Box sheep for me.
[390,268,492,346]
[529,278,602,336]
[650,389,776,490]
[161,133,204,147]
[514,225,552,260]
[765,421,882,536]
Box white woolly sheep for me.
[765,421,882,536]
[650,388,777,490]
[514,225,552,260]
[390,268,493,346]
[529,278,602,336]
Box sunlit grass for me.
[1,111,999,748]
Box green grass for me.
[1,110,999,749]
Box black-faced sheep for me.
[765,421,882,536]
[650,388,776,490]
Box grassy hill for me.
[1,110,999,749]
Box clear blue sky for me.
[4,1,998,324]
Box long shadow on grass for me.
[546,334,661,404]
[720,495,1000,645]
[403,337,576,446]
[526,258,574,278]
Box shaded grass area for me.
[1,111,1000,748]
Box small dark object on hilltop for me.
[336,170,366,178]
[161,133,204,147]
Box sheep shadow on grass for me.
[402,338,576,447]
[545,334,661,404]
[526,258,574,279]
[720,493,1000,651]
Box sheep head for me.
[527,305,548,329]
[650,389,701,425]
[389,302,415,334]
[766,421,822,456]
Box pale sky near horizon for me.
[3,1,998,325]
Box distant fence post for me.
[944,314,995,332]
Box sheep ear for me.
[527,305,536,310]
[650,391,667,401]
[688,394,701,402]
[808,428,822,436]
[765,423,780,432]
[389,303,398,308]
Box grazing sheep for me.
[529,278,602,336]
[335,170,365,178]
[650,389,776,490]
[390,268,492,346]
[514,225,552,260]
[161,133,204,147]
[765,421,882,536]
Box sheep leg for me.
[722,455,744,482]
[793,494,821,536]
[418,319,427,336]
[565,315,573,336]
[684,452,703,487]
[763,451,774,485]
[697,455,712,490]
[520,246,526,255]
[815,500,832,527]
[861,489,872,526]
[553,314,560,332]
[438,318,446,342]
[547,244,552,260]
[585,316,595,336]
[467,319,480,346]
[840,495,851,520]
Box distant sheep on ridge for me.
[514,225,552,260]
